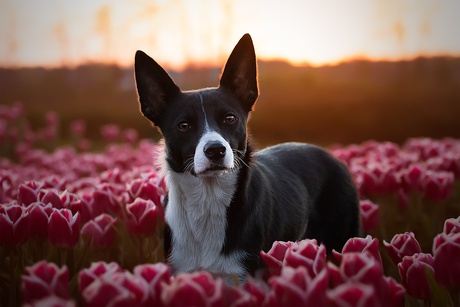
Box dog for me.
[134,34,360,280]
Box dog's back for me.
[223,142,360,272]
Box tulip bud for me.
[125,198,162,237]
[0,204,30,246]
[48,209,81,248]
[383,232,422,265]
[398,253,434,299]
[359,200,379,232]
[81,214,118,249]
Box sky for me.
[0,0,459,69]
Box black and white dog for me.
[134,34,360,279]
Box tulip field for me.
[0,102,459,307]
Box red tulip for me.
[133,263,171,306]
[398,253,434,299]
[81,213,118,249]
[48,209,81,248]
[125,198,162,237]
[128,177,163,206]
[444,216,460,235]
[39,189,63,209]
[399,164,424,192]
[327,281,378,307]
[0,204,30,246]
[359,200,379,232]
[382,276,406,307]
[160,271,225,307]
[92,184,122,216]
[78,261,122,293]
[22,295,76,307]
[333,235,382,266]
[22,261,69,303]
[269,266,328,307]
[383,232,422,265]
[433,232,460,290]
[242,277,276,307]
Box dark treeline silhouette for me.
[1,57,459,147]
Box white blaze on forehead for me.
[194,93,234,175]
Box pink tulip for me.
[399,164,424,192]
[359,200,379,232]
[82,271,149,307]
[382,276,406,307]
[128,177,163,206]
[242,277,276,307]
[283,239,327,278]
[18,181,43,206]
[260,241,292,276]
[444,216,460,235]
[422,170,454,202]
[123,128,139,144]
[125,198,162,237]
[329,252,385,302]
[48,209,81,248]
[92,184,122,216]
[160,271,225,307]
[269,267,328,307]
[22,261,69,303]
[433,232,460,290]
[39,189,63,209]
[134,263,171,306]
[45,111,59,127]
[333,235,382,266]
[225,284,258,307]
[383,232,422,265]
[0,204,30,246]
[78,261,122,292]
[81,213,118,249]
[26,202,54,240]
[327,281,378,307]
[398,253,434,299]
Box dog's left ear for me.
[220,34,259,112]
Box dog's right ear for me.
[134,50,181,125]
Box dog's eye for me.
[224,114,236,124]
[178,121,191,131]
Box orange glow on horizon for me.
[0,0,459,70]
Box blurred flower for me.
[39,189,63,209]
[22,261,69,303]
[444,216,460,235]
[45,111,59,127]
[81,213,118,249]
[78,262,122,293]
[100,124,120,142]
[359,200,379,232]
[398,253,434,299]
[269,267,328,307]
[383,232,422,266]
[333,235,382,266]
[123,128,139,144]
[242,277,275,307]
[161,271,225,307]
[133,263,171,306]
[0,204,30,246]
[382,276,406,307]
[22,295,76,307]
[422,171,455,202]
[69,120,86,137]
[48,209,81,248]
[327,282,378,307]
[399,164,424,192]
[125,198,162,237]
[433,232,460,290]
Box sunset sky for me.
[1,0,459,69]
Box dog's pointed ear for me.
[134,50,181,125]
[220,34,258,112]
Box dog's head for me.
[135,34,258,176]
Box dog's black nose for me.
[204,142,226,160]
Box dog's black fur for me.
[134,34,360,277]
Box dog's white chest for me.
[165,171,246,276]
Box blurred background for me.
[1,0,459,148]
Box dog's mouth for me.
[195,164,234,176]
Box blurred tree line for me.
[1,57,459,147]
